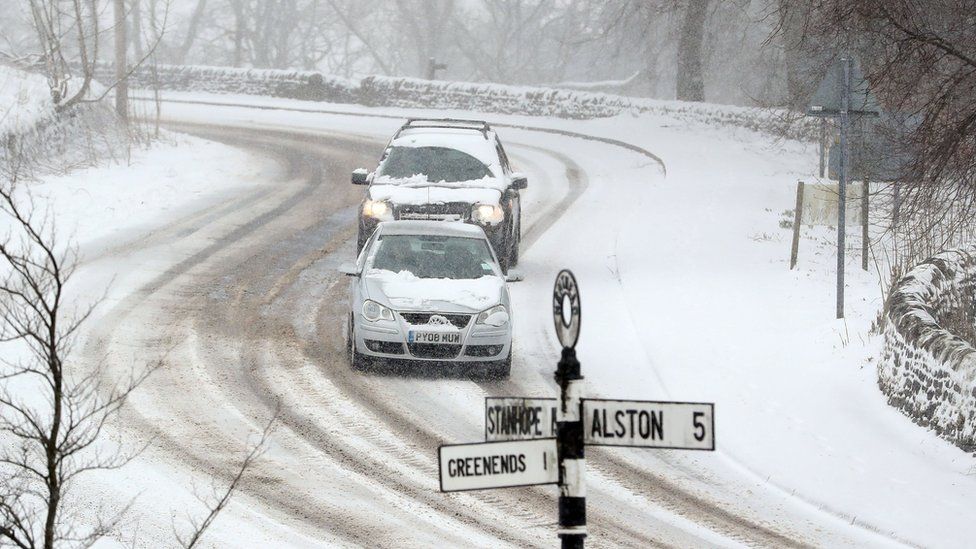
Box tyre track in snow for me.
[84,128,399,545]
[86,126,546,546]
[87,123,618,546]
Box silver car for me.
[340,220,521,378]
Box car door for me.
[494,137,520,242]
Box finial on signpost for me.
[553,269,581,350]
[552,269,585,548]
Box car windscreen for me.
[369,234,499,279]
[377,146,494,183]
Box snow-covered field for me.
[10,88,973,546]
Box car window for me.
[377,146,494,183]
[368,234,499,279]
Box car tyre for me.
[509,228,520,267]
[348,314,367,371]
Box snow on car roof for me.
[376,220,487,238]
[390,128,501,174]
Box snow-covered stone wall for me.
[880,249,976,450]
[108,64,816,140]
[102,64,361,103]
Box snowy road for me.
[78,100,912,547]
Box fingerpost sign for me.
[438,438,558,492]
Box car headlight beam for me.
[362,299,395,322]
[471,203,504,225]
[363,199,393,221]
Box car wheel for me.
[498,235,511,273]
[348,314,366,371]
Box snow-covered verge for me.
[881,248,976,450]
[0,64,55,136]
[103,63,817,140]
[1,64,126,176]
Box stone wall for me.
[880,248,976,450]
[100,63,817,140]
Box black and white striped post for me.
[552,270,585,548]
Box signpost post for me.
[807,54,880,319]
[552,270,585,548]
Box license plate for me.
[409,331,461,344]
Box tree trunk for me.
[114,0,128,122]
[675,0,708,102]
[178,0,208,64]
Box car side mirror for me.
[505,270,523,283]
[510,173,527,190]
[351,168,370,185]
[339,262,359,276]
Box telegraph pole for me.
[552,270,585,548]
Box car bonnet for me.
[362,269,504,314]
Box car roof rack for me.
[395,118,491,139]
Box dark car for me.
[351,119,527,270]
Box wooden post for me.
[861,180,870,271]
[819,119,826,178]
[790,181,805,270]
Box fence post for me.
[790,181,805,270]
[862,180,870,271]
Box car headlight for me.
[476,304,509,327]
[362,299,395,322]
[471,203,504,225]
[363,199,393,221]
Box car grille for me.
[364,339,405,355]
[408,343,462,359]
[396,203,470,222]
[399,312,471,328]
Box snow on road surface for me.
[38,90,973,546]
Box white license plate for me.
[409,331,461,344]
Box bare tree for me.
[774,0,976,268]
[27,0,100,110]
[0,142,156,549]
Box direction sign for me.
[485,397,557,441]
[807,56,880,117]
[583,399,714,450]
[438,438,558,492]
